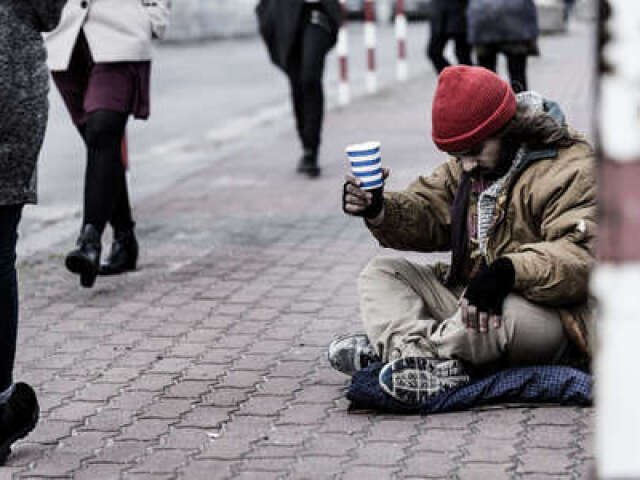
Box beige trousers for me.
[359,257,569,366]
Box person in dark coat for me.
[0,0,66,464]
[563,0,576,21]
[256,0,342,177]
[426,0,472,73]
[466,0,539,93]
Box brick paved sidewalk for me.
[5,20,595,480]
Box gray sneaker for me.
[327,334,380,376]
[378,356,470,406]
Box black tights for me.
[477,51,528,93]
[78,110,134,235]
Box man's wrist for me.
[365,207,385,227]
[362,187,384,220]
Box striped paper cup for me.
[345,141,383,190]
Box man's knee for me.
[361,256,400,278]
[501,294,528,325]
[500,294,566,364]
[359,256,424,287]
[500,294,546,337]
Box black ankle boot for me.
[99,226,138,276]
[65,224,101,288]
[296,149,321,178]
[0,383,39,465]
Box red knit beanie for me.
[432,66,517,153]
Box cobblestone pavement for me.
[4,20,596,480]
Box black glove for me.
[342,182,384,220]
[463,257,515,315]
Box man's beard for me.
[469,139,520,181]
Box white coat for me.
[44,0,171,71]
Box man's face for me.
[453,138,502,179]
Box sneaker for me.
[327,334,380,376]
[378,357,470,406]
[0,383,39,465]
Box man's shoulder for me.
[526,139,594,176]
[517,141,596,201]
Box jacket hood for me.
[515,90,566,166]
[517,90,566,125]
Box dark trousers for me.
[477,49,528,93]
[0,205,23,391]
[564,0,575,21]
[287,11,334,154]
[78,110,134,235]
[427,31,473,73]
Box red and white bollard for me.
[395,0,408,81]
[596,2,640,478]
[337,0,350,105]
[364,0,377,93]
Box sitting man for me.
[330,66,596,406]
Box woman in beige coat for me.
[45,0,170,288]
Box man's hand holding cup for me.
[342,141,389,226]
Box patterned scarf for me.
[445,91,545,286]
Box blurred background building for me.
[165,0,258,41]
[165,0,596,42]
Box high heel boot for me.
[296,149,321,178]
[99,226,138,276]
[65,224,101,288]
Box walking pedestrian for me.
[256,0,342,178]
[0,0,67,463]
[563,0,576,22]
[426,0,472,73]
[466,0,539,93]
[44,0,171,288]
[331,66,595,405]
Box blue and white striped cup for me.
[345,141,383,190]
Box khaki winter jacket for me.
[368,137,596,358]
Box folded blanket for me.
[347,363,592,413]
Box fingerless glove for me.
[342,183,384,219]
[463,257,515,314]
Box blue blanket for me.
[347,363,592,413]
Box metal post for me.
[595,0,640,478]
[338,0,350,105]
[395,0,408,81]
[364,0,377,93]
